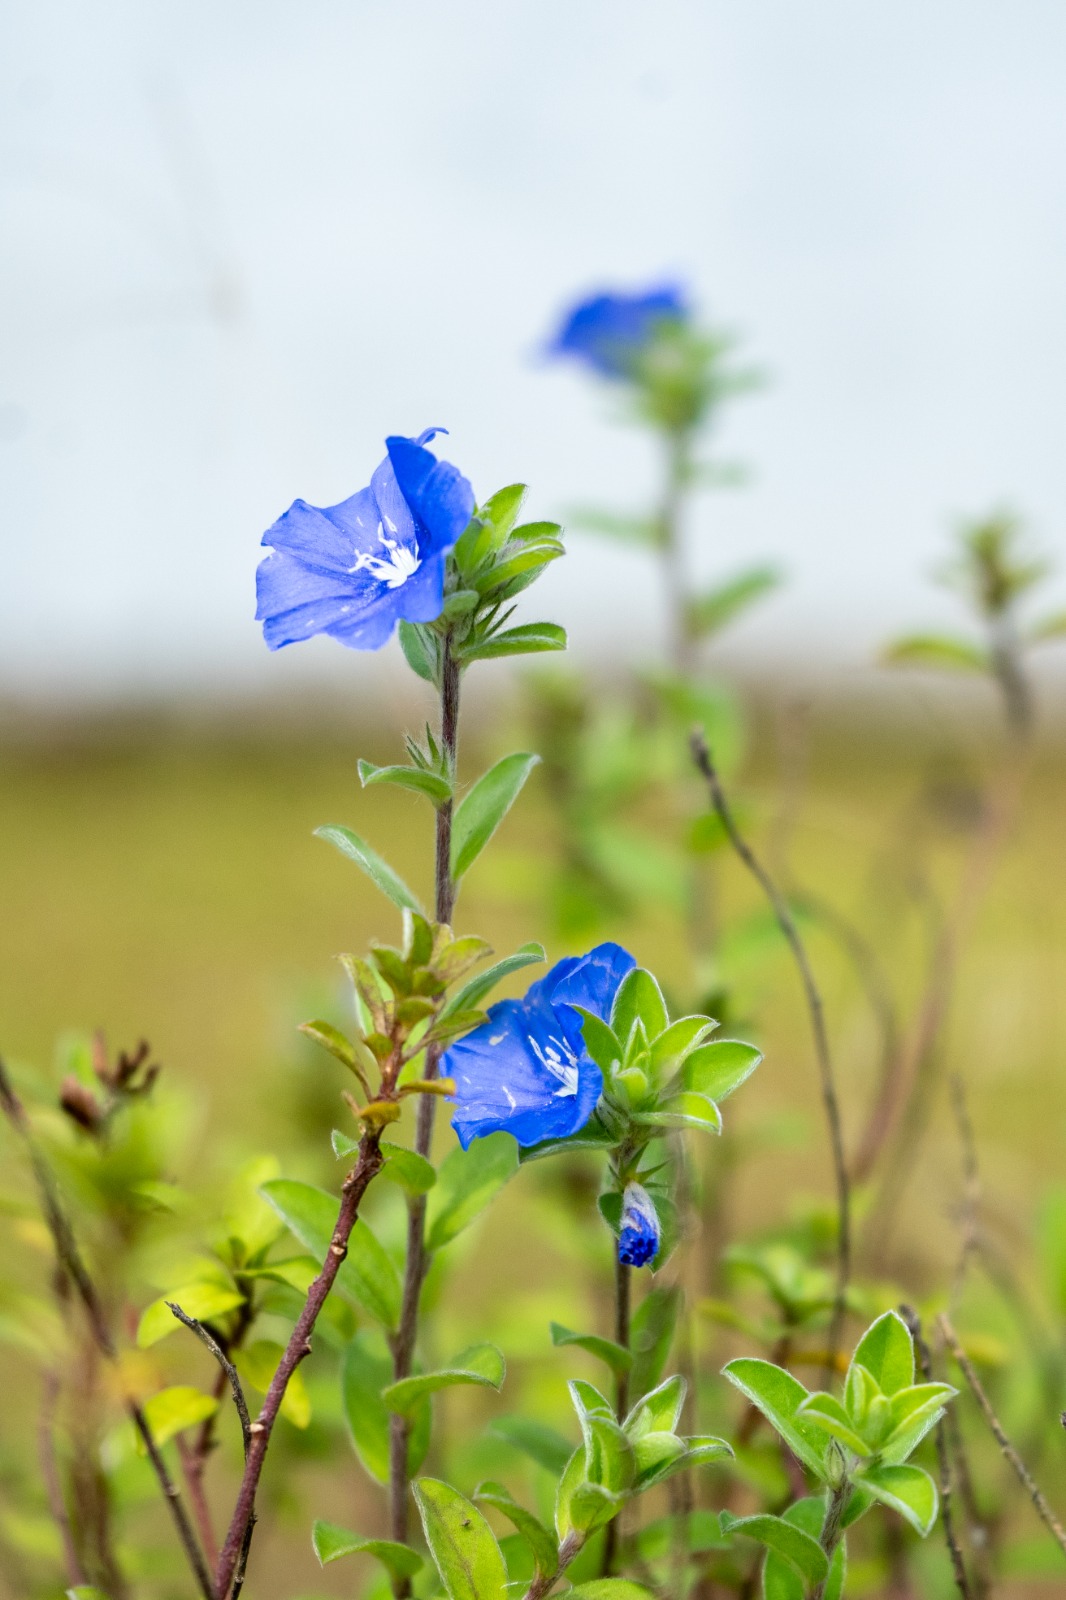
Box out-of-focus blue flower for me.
[618,1182,660,1267]
[445,943,636,1150]
[548,285,688,380]
[256,429,474,651]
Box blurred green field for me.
[2,693,1065,1597]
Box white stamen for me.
[528,1033,580,1098]
[349,521,420,588]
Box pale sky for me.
[2,0,1066,701]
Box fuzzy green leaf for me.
[610,967,669,1045]
[358,761,452,806]
[630,1286,681,1399]
[311,1519,423,1577]
[550,1323,633,1376]
[797,1392,872,1456]
[383,1343,505,1414]
[450,753,539,879]
[475,1482,557,1578]
[342,1333,430,1483]
[722,1359,826,1476]
[440,943,545,1017]
[858,1463,938,1536]
[460,623,568,663]
[379,1142,437,1196]
[720,1511,829,1587]
[414,1478,508,1600]
[850,1311,914,1396]
[315,825,422,912]
[681,1040,762,1101]
[141,1386,217,1450]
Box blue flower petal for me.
[548,942,637,1024]
[446,941,636,1150]
[550,285,688,379]
[448,995,602,1151]
[256,430,471,653]
[618,1182,660,1267]
[386,435,476,558]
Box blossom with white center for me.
[256,428,473,652]
[444,942,635,1150]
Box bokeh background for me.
[3,4,1066,1597]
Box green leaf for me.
[858,1463,938,1536]
[331,1128,360,1159]
[722,1359,826,1476]
[477,543,564,598]
[67,1590,110,1599]
[629,1286,681,1399]
[441,943,545,1017]
[137,1283,245,1348]
[681,1040,762,1101]
[261,1178,401,1327]
[315,825,423,913]
[383,1343,505,1414]
[451,754,540,879]
[379,1142,437,1196]
[301,1020,360,1072]
[648,1016,717,1076]
[414,1478,508,1600]
[475,1482,557,1578]
[358,761,452,806]
[881,1382,956,1463]
[141,1386,218,1450]
[631,1431,688,1486]
[567,1584,656,1599]
[479,483,528,545]
[850,1311,914,1396]
[550,1323,633,1377]
[762,1500,846,1600]
[490,1415,573,1476]
[461,623,568,663]
[425,1132,518,1250]
[636,1092,722,1134]
[311,1519,423,1577]
[797,1392,872,1457]
[398,621,438,683]
[720,1511,829,1588]
[342,1333,430,1483]
[576,1010,623,1074]
[687,565,780,640]
[568,506,660,546]
[624,1375,686,1439]
[882,634,988,673]
[235,1340,311,1427]
[610,967,669,1045]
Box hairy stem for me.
[600,1257,632,1578]
[0,1056,216,1600]
[523,1530,584,1600]
[689,734,851,1379]
[938,1314,1066,1563]
[214,1133,385,1599]
[389,633,461,1585]
[811,1475,850,1600]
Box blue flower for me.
[618,1182,660,1267]
[256,429,475,651]
[445,942,636,1150]
[548,285,688,380]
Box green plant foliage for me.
[261,1179,402,1326]
[414,1478,509,1600]
[425,1131,519,1250]
[382,1342,506,1413]
[311,1518,424,1577]
[451,753,541,879]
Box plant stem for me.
[938,1314,1066,1563]
[899,1306,973,1599]
[811,1476,850,1600]
[689,734,852,1381]
[389,633,461,1585]
[522,1530,584,1600]
[600,1256,632,1578]
[0,1056,216,1600]
[214,1132,385,1599]
[659,428,695,678]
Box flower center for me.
[528,1033,579,1097]
[349,520,421,589]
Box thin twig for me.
[38,1368,86,1588]
[690,733,851,1378]
[0,1056,217,1600]
[938,1313,1066,1562]
[899,1305,972,1598]
[213,1131,384,1600]
[168,1302,252,1450]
